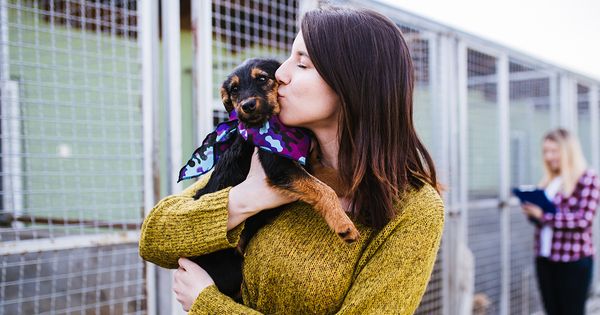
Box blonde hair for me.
[539,128,587,196]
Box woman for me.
[522,128,599,315]
[140,6,444,314]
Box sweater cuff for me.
[195,187,244,249]
[189,285,245,314]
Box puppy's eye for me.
[230,86,239,94]
[257,76,268,82]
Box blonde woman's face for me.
[543,139,561,173]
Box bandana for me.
[178,111,311,182]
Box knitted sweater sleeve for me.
[139,174,245,269]
[337,186,445,314]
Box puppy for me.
[184,58,359,299]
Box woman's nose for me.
[275,63,289,85]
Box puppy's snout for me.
[240,99,256,113]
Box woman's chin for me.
[279,114,297,127]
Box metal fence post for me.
[590,84,600,294]
[161,1,185,314]
[139,0,159,314]
[497,52,511,315]
[192,0,213,145]
[560,75,577,130]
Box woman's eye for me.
[297,64,307,69]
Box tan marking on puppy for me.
[267,88,280,114]
[251,67,268,79]
[269,171,360,243]
[220,86,234,113]
[229,75,239,86]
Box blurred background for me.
[1,0,599,314]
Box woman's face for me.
[543,139,561,173]
[275,32,340,131]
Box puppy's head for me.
[220,58,281,127]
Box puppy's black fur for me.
[189,58,358,300]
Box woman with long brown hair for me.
[140,6,444,314]
[522,128,599,315]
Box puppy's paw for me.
[337,224,360,243]
[331,217,360,243]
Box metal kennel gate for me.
[3,1,599,314]
[0,0,153,313]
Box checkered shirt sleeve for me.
[535,170,599,262]
[540,170,599,230]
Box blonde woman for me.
[522,128,599,315]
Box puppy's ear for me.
[220,81,234,113]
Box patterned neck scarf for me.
[178,111,311,182]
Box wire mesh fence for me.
[1,0,145,314]
[2,0,600,314]
[210,0,298,120]
[508,59,555,315]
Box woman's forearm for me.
[227,183,261,230]
[226,178,296,230]
[226,150,297,230]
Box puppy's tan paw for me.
[336,223,360,243]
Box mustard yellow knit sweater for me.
[139,174,444,314]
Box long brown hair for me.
[301,6,438,229]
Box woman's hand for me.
[227,148,297,230]
[522,203,543,220]
[173,258,215,312]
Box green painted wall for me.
[7,7,142,223]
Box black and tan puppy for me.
[189,58,359,299]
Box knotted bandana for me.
[178,111,311,182]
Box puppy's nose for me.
[241,99,256,113]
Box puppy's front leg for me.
[259,153,360,242]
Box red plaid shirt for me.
[534,169,600,262]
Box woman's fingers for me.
[178,257,195,270]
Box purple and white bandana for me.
[178,111,311,182]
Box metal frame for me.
[0,80,24,222]
[162,0,182,194]
[192,0,214,146]
[0,0,24,222]
[0,0,7,80]
[591,85,600,294]
[139,0,159,314]
[0,231,140,255]
[459,37,512,315]
[2,1,150,313]
[591,85,600,175]
[160,1,185,314]
[560,75,578,129]
[497,52,511,315]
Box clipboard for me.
[512,186,557,215]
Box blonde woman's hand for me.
[522,203,543,220]
[173,258,214,311]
